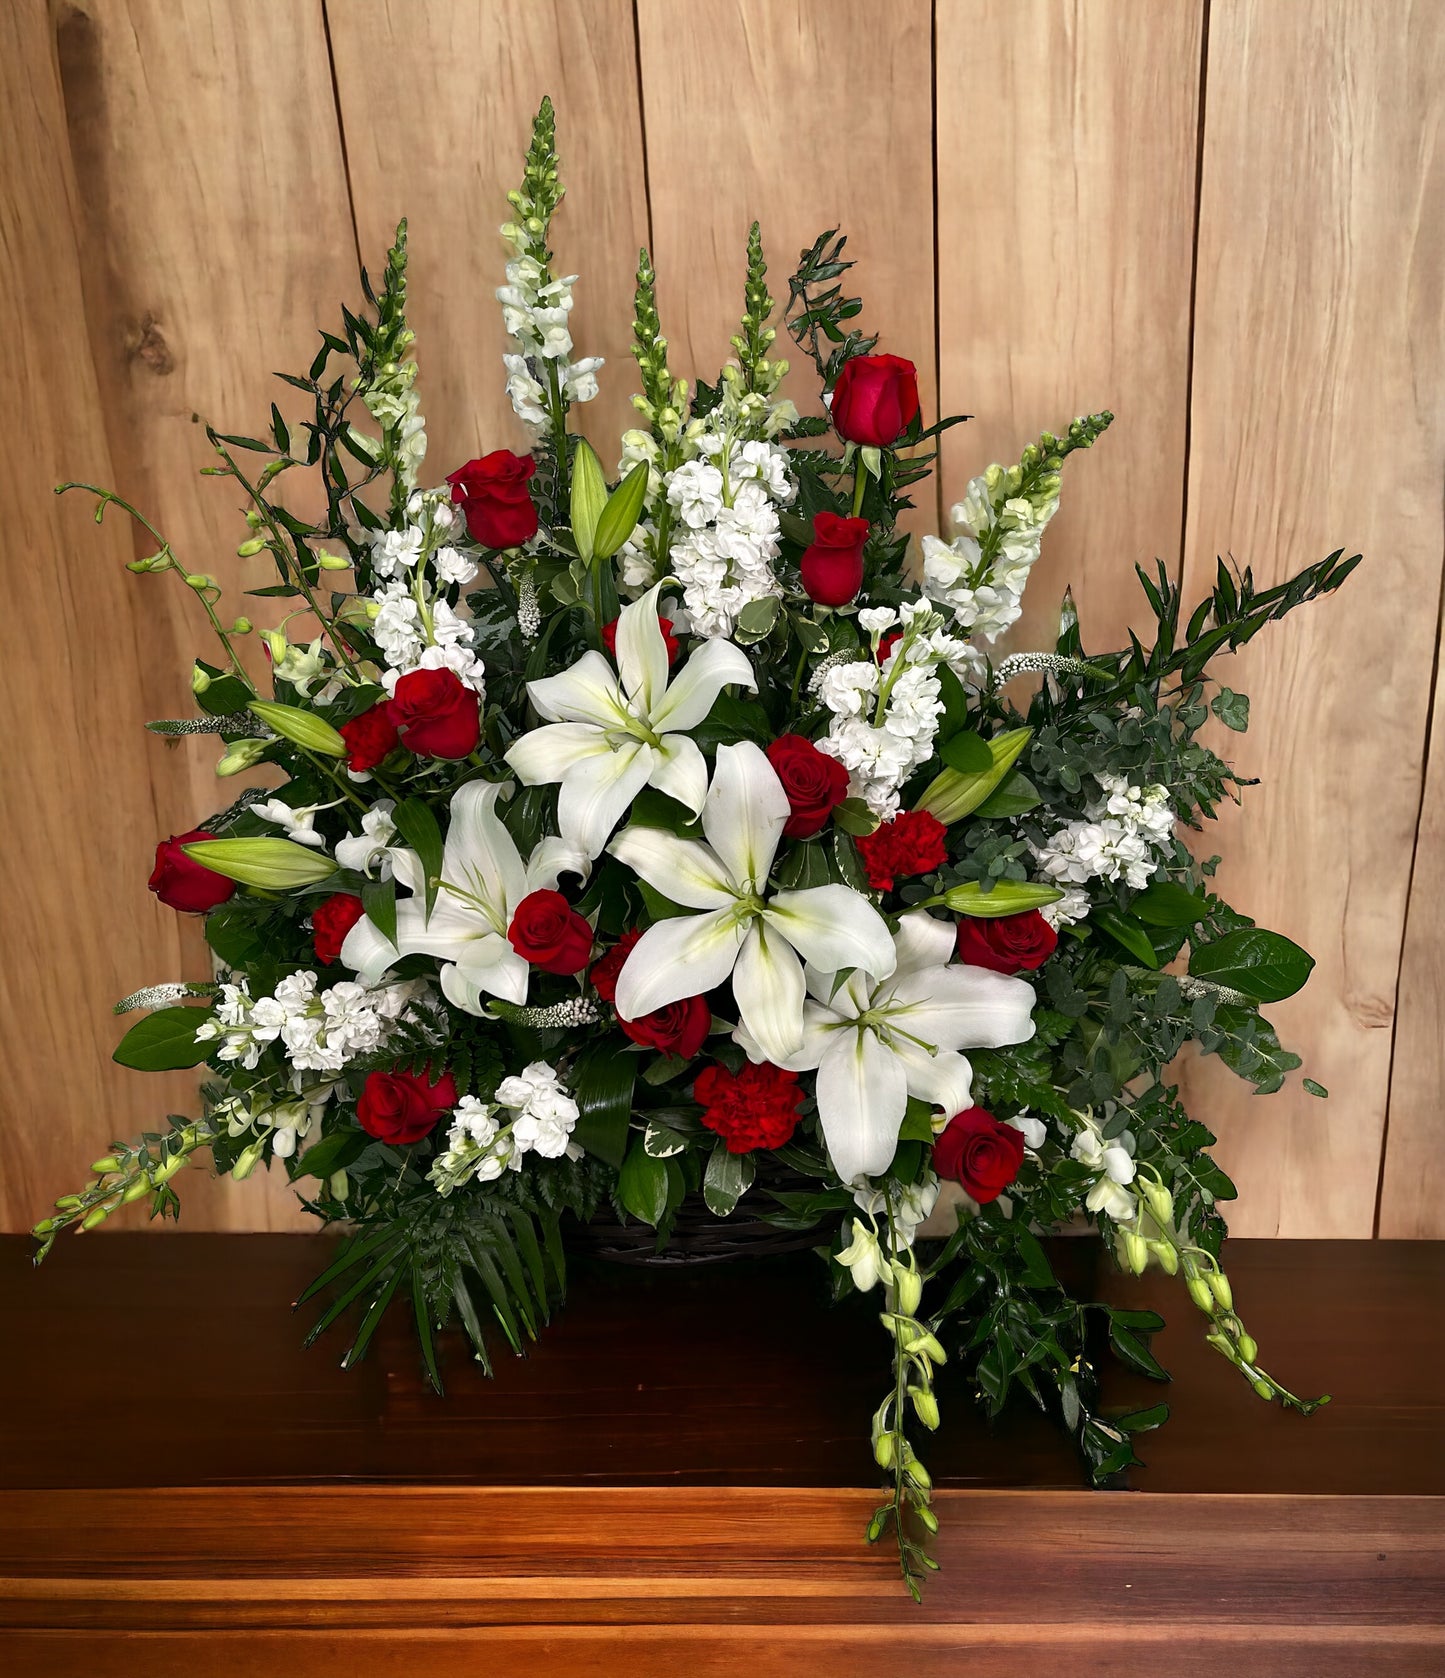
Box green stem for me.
[851,455,867,519]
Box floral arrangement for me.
[36,100,1356,1598]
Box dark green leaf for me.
[571,1040,635,1168]
[391,797,445,917]
[294,1128,369,1180]
[1091,907,1161,968]
[973,769,1041,818]
[1188,927,1315,1002]
[702,1141,755,1217]
[112,1007,215,1071]
[939,731,994,774]
[361,876,398,948]
[619,1141,670,1226]
[1132,880,1209,926]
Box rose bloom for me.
[933,1106,1025,1204]
[603,613,679,665]
[148,829,236,913]
[853,809,948,891]
[356,1067,459,1145]
[339,701,400,773]
[956,909,1058,975]
[589,929,642,1002]
[389,668,481,760]
[312,893,366,966]
[829,354,920,447]
[799,512,869,606]
[619,994,711,1059]
[766,734,850,838]
[508,889,594,974]
[446,450,539,549]
[694,1061,804,1154]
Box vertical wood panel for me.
[327,0,650,473]
[635,0,936,532]
[1178,0,1445,1236]
[934,0,1204,650]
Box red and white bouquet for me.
[37,100,1355,1596]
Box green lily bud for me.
[191,664,212,694]
[1206,1330,1236,1360]
[910,1387,940,1430]
[216,738,269,777]
[91,1157,121,1175]
[231,1140,266,1181]
[903,1456,932,1491]
[1186,1274,1215,1313]
[328,1169,350,1203]
[236,538,267,558]
[916,1506,939,1534]
[873,1432,894,1469]
[1238,1332,1258,1364]
[248,699,347,758]
[1252,1377,1273,1400]
[1149,1239,1179,1275]
[894,1265,923,1317]
[123,1178,151,1203]
[1208,1269,1234,1311]
[180,837,338,890]
[82,1206,109,1230]
[1141,1177,1174,1225]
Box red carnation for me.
[956,910,1058,975]
[854,809,948,891]
[620,994,712,1060]
[508,889,594,974]
[312,893,366,966]
[603,613,680,665]
[339,701,400,773]
[767,734,850,839]
[694,1061,803,1155]
[933,1106,1024,1204]
[590,930,642,1002]
[446,450,539,549]
[389,668,481,760]
[799,512,869,607]
[148,829,236,914]
[357,1067,458,1146]
[829,354,920,448]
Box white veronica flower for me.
[608,742,896,1065]
[341,780,590,1014]
[505,583,755,857]
[737,911,1035,1183]
[252,798,332,849]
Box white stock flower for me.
[608,742,896,1065]
[495,1060,579,1158]
[505,583,756,856]
[737,912,1035,1183]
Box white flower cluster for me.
[1067,1110,1137,1221]
[428,1061,580,1196]
[362,362,427,493]
[1031,773,1176,922]
[368,582,486,697]
[215,1080,337,1161]
[370,490,478,590]
[920,465,1061,643]
[198,973,419,1075]
[495,251,601,429]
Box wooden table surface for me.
[2,1233,1442,1675]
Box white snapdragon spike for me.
[736,911,1035,1183]
[341,780,590,1015]
[1068,1112,1138,1220]
[505,583,756,857]
[334,801,397,877]
[495,251,603,429]
[608,742,896,1064]
[252,798,337,850]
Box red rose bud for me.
[508,889,594,974]
[620,994,711,1060]
[446,449,539,549]
[356,1067,458,1146]
[311,893,366,966]
[602,613,680,665]
[339,701,400,773]
[829,353,921,447]
[799,512,869,607]
[148,829,236,913]
[956,909,1058,975]
[766,734,850,839]
[854,809,948,892]
[933,1106,1025,1204]
[589,929,642,1002]
[694,1061,804,1155]
[389,668,481,760]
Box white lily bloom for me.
[340,780,589,1014]
[738,911,1036,1184]
[608,741,896,1064]
[505,583,756,857]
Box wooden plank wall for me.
[2,0,1442,1236]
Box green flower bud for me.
[81,1206,109,1230]
[91,1157,121,1175]
[873,1432,894,1469]
[1206,1330,1236,1360]
[216,738,269,777]
[154,1153,187,1184]
[1186,1275,1215,1312]
[231,617,252,635]
[248,699,347,758]
[54,1195,81,1209]
[32,1217,56,1236]
[910,1387,940,1430]
[916,1506,939,1534]
[903,1456,932,1491]
[236,538,267,558]
[191,664,212,694]
[1150,1240,1179,1276]
[262,630,289,663]
[1252,1377,1273,1400]
[123,1178,151,1203]
[1120,1229,1149,1274]
[1238,1332,1258,1364]
[231,1140,266,1181]
[328,1169,350,1202]
[1141,1177,1174,1225]
[866,1512,886,1544]
[180,837,338,890]
[316,551,352,571]
[1207,1269,1234,1311]
[894,1266,923,1317]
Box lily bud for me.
[248,699,347,758]
[236,538,267,558]
[180,837,338,890]
[1238,1332,1258,1364]
[1207,1269,1234,1311]
[873,1432,894,1469]
[81,1206,109,1230]
[123,1178,151,1203]
[316,550,352,570]
[916,1506,939,1534]
[191,663,212,694]
[1252,1377,1273,1400]
[232,1140,266,1181]
[894,1265,923,1317]
[1186,1274,1215,1313]
[1141,1177,1174,1225]
[1120,1229,1149,1274]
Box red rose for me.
[312,893,366,966]
[956,910,1058,975]
[148,829,236,913]
[694,1061,803,1154]
[339,701,400,773]
[603,613,680,665]
[620,994,711,1060]
[446,450,539,549]
[933,1106,1024,1204]
[508,889,594,974]
[590,929,642,1002]
[356,1067,459,1146]
[799,512,869,607]
[389,668,481,760]
[854,810,948,891]
[876,630,902,665]
[766,734,850,839]
[829,354,920,447]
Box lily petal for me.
[649,733,709,815]
[339,913,400,984]
[731,920,806,1062]
[527,651,632,729]
[815,1026,910,1182]
[440,937,530,1014]
[887,965,1036,1051]
[614,906,747,1019]
[525,834,593,895]
[701,740,787,891]
[891,1038,975,1118]
[650,636,756,734]
[892,909,959,976]
[557,742,654,858]
[734,997,841,1071]
[608,825,736,909]
[765,884,897,980]
[443,780,525,924]
[615,582,670,718]
[506,722,614,786]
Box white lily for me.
[505,582,756,856]
[835,1219,891,1292]
[737,910,1036,1184]
[341,780,589,1013]
[608,741,896,1063]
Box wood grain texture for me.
[635,0,938,532]
[1176,0,1445,1236]
[934,0,1204,648]
[327,0,651,469]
